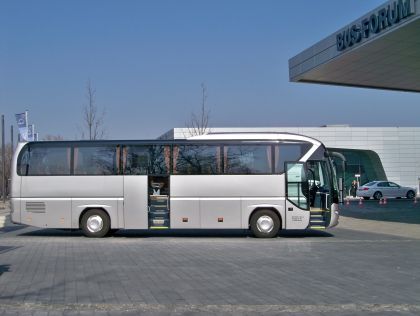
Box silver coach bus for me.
[10,133,339,238]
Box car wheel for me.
[363,197,370,200]
[406,191,415,199]
[250,209,280,238]
[373,191,382,200]
[81,209,110,238]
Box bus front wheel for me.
[81,209,110,238]
[250,209,280,238]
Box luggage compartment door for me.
[123,176,148,229]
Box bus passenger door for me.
[285,162,310,229]
[306,160,333,229]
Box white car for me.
[357,181,417,200]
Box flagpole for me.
[10,125,13,151]
[1,115,5,203]
[25,110,29,141]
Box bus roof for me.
[188,132,321,146]
[15,132,322,147]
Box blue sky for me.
[0,0,418,140]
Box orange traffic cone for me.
[379,198,383,205]
[359,198,363,206]
[346,198,350,206]
[414,197,417,204]
[383,197,387,205]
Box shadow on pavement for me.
[114,229,252,238]
[18,228,333,239]
[0,225,28,234]
[19,229,84,237]
[279,229,334,238]
[0,246,21,255]
[340,199,420,224]
[0,264,10,277]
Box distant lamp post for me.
[418,177,420,196]
[1,115,5,203]
[355,174,361,187]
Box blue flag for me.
[15,112,28,141]
[28,124,34,141]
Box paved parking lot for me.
[0,200,420,316]
[340,198,420,224]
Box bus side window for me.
[18,147,29,176]
[124,146,149,175]
[25,145,71,176]
[74,146,117,175]
[173,145,220,175]
[224,145,271,174]
[148,146,169,175]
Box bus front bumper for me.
[329,203,339,228]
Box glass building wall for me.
[328,148,387,196]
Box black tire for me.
[373,191,382,200]
[250,209,280,238]
[406,190,415,199]
[81,209,110,238]
[363,197,370,200]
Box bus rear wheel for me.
[81,209,110,238]
[250,209,280,238]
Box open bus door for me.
[306,160,333,229]
[285,162,310,229]
[285,161,332,230]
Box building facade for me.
[160,126,420,193]
[289,0,420,92]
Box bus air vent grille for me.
[26,202,46,213]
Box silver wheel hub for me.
[86,215,103,233]
[256,215,274,233]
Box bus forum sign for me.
[336,0,415,51]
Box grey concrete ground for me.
[339,198,420,240]
[0,200,420,315]
[340,197,420,224]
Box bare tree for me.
[185,83,211,137]
[43,134,65,141]
[81,79,106,140]
[0,144,13,198]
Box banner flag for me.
[15,112,28,141]
[28,124,35,141]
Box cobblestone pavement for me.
[0,201,420,315]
